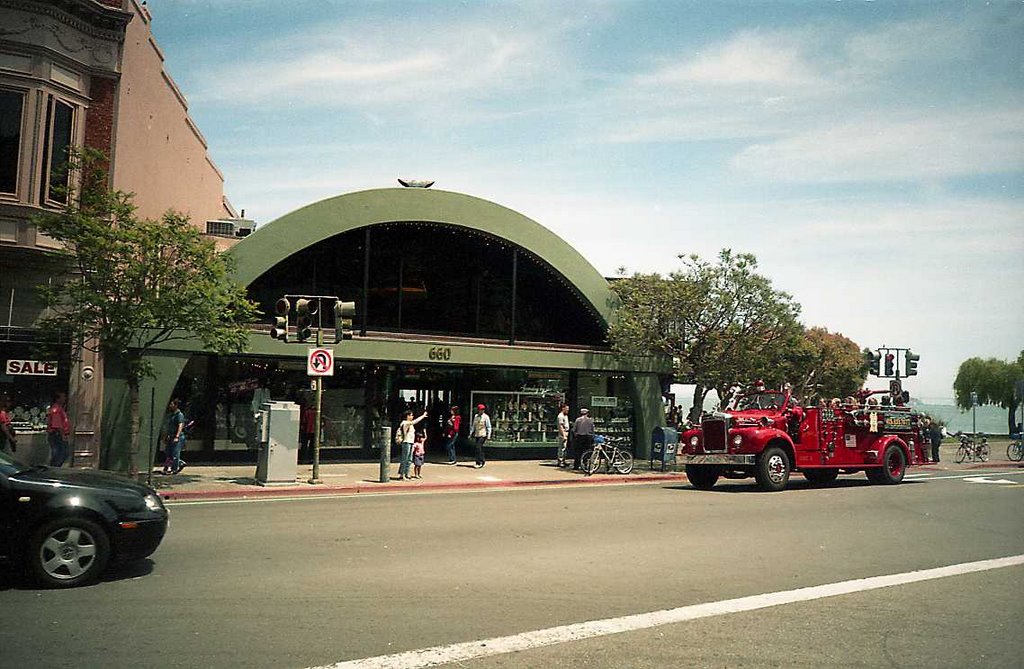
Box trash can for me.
[651,426,678,472]
[255,401,300,486]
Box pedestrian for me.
[443,405,461,465]
[928,418,943,463]
[397,410,427,480]
[0,396,17,454]
[412,431,426,479]
[571,408,595,470]
[162,398,187,474]
[47,391,71,467]
[556,403,570,467]
[471,403,491,468]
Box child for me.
[412,431,426,479]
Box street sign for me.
[307,348,334,377]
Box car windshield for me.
[732,392,784,411]
[0,448,28,475]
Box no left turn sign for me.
[307,348,335,377]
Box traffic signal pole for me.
[268,294,354,486]
[309,324,324,485]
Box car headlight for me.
[144,493,165,512]
[689,435,699,447]
[732,434,743,447]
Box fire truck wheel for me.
[685,465,719,490]
[755,447,790,492]
[877,444,906,484]
[802,469,839,486]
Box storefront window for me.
[469,371,568,447]
[0,341,70,433]
[168,355,368,457]
[578,372,634,444]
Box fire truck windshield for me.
[731,392,784,411]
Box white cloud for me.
[190,7,593,115]
[639,30,823,88]
[730,110,1024,183]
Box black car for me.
[0,450,169,588]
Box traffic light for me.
[865,350,881,377]
[884,352,895,377]
[334,300,355,342]
[295,298,318,342]
[905,350,920,376]
[270,297,290,341]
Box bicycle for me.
[955,432,989,463]
[580,435,634,475]
[1007,434,1024,462]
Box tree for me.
[784,327,867,402]
[35,149,259,476]
[608,249,804,420]
[953,352,1024,433]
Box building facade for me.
[0,0,243,466]
[104,188,671,469]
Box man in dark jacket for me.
[571,408,595,470]
[928,419,943,463]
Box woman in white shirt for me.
[397,410,427,480]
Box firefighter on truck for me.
[679,381,929,492]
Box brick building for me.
[0,0,246,467]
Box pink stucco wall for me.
[111,0,233,226]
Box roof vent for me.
[398,178,434,188]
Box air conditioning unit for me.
[205,218,255,238]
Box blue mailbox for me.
[651,426,679,471]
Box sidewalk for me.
[151,457,686,502]
[150,443,1021,503]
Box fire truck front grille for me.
[702,418,728,452]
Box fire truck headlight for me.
[689,435,699,447]
[732,434,743,447]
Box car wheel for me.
[29,517,110,588]
[685,465,719,490]
[755,447,790,492]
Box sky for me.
[146,0,1023,403]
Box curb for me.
[160,472,686,502]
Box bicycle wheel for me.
[956,445,968,463]
[589,450,609,475]
[1007,441,1024,462]
[579,450,593,473]
[977,442,989,462]
[612,450,633,474]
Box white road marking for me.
[310,554,1024,669]
[964,476,1019,485]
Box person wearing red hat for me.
[471,403,491,468]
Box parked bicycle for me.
[580,435,634,475]
[1008,434,1024,462]
[955,432,989,463]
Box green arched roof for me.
[228,188,615,324]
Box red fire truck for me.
[679,385,929,491]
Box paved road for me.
[2,469,1022,668]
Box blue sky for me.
[148,0,1023,403]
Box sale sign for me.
[5,360,59,376]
